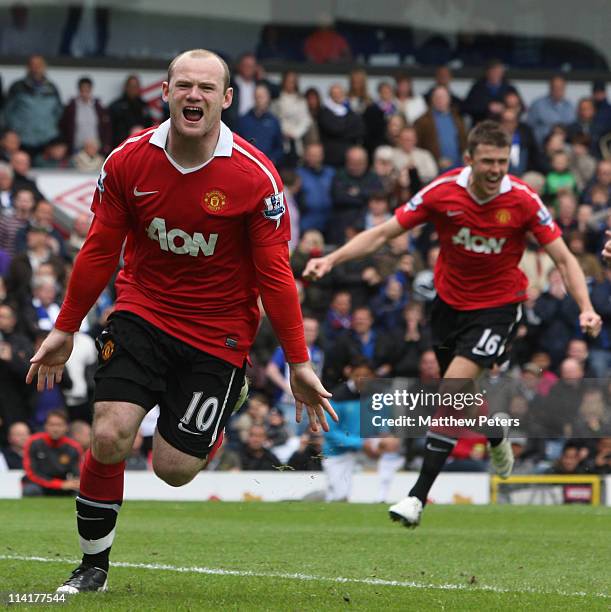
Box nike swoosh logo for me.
[426,443,448,452]
[446,210,464,217]
[76,514,104,521]
[178,422,203,436]
[134,186,159,197]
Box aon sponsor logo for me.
[452,227,506,254]
[146,217,218,257]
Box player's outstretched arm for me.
[544,237,602,337]
[303,216,405,281]
[26,217,127,390]
[289,362,338,433]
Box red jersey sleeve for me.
[90,154,131,230]
[394,188,433,230]
[247,163,291,246]
[522,187,562,246]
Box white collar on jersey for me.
[149,119,233,174]
[456,166,512,204]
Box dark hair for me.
[46,409,68,423]
[467,120,511,155]
[78,77,93,89]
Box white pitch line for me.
[0,554,608,600]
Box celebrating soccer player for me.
[26,49,337,593]
[304,120,601,528]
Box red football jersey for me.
[91,120,290,367]
[395,167,562,310]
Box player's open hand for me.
[289,362,338,433]
[602,230,611,263]
[302,256,333,282]
[26,328,74,391]
[579,310,602,338]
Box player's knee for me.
[91,424,132,463]
[153,464,196,487]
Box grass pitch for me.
[0,499,609,610]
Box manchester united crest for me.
[101,340,115,361]
[204,190,227,212]
[496,209,511,224]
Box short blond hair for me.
[167,49,230,91]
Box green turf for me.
[0,499,609,610]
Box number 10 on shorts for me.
[180,392,219,433]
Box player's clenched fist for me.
[303,256,333,281]
[602,230,611,263]
[579,310,602,338]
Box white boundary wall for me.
[0,470,489,504]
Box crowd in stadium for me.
[1,50,611,493]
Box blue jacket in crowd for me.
[296,164,335,233]
[238,110,284,165]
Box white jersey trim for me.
[100,127,157,174]
[232,142,279,194]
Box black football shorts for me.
[431,296,522,374]
[93,311,245,458]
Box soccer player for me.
[304,120,601,528]
[26,49,337,593]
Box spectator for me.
[462,59,518,124]
[414,86,467,171]
[30,274,61,332]
[318,83,365,167]
[296,142,335,234]
[238,84,284,166]
[566,231,604,288]
[68,420,91,453]
[0,188,35,257]
[544,151,578,200]
[385,113,407,148]
[528,75,576,146]
[72,138,104,173]
[0,130,22,163]
[0,163,16,212]
[347,68,371,116]
[4,55,62,157]
[391,302,432,377]
[589,267,611,377]
[569,134,597,192]
[362,192,391,230]
[271,70,313,162]
[266,316,324,435]
[238,425,280,471]
[14,199,66,258]
[22,409,82,496]
[592,80,611,143]
[0,303,33,430]
[34,138,72,169]
[582,159,611,208]
[59,76,112,155]
[108,75,153,147]
[500,107,540,176]
[329,145,383,244]
[583,437,611,474]
[322,359,374,501]
[534,268,580,368]
[233,53,259,118]
[554,191,578,235]
[304,16,351,64]
[288,431,324,471]
[548,442,586,474]
[10,151,44,200]
[1,421,30,469]
[394,73,427,126]
[370,274,407,333]
[231,394,270,445]
[424,65,462,113]
[64,331,97,422]
[323,306,394,385]
[566,97,599,154]
[363,81,397,155]
[303,87,322,145]
[322,290,352,344]
[371,145,399,198]
[391,126,438,185]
